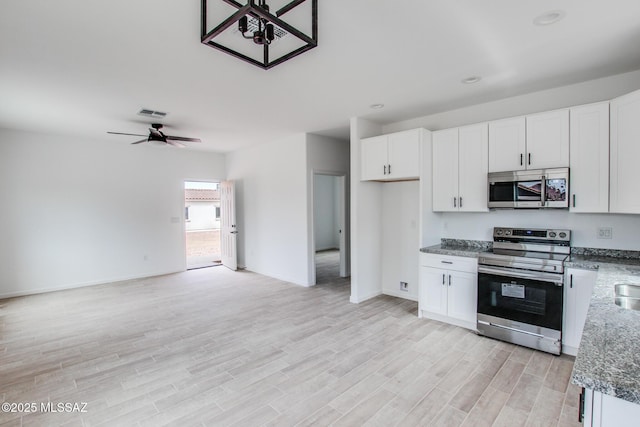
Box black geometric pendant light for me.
[201,0,318,70]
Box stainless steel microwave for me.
[488,168,569,209]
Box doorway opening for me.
[313,173,349,286]
[184,181,222,270]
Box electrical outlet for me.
[400,282,409,292]
[598,227,613,239]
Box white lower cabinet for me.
[582,388,640,427]
[419,253,477,330]
[562,268,598,356]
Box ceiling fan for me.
[107,123,201,148]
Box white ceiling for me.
[1,0,640,152]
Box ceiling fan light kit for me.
[201,0,318,70]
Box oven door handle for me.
[478,266,563,285]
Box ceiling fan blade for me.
[107,131,148,137]
[131,138,148,145]
[166,140,186,148]
[166,135,202,142]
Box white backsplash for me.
[437,210,640,250]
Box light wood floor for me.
[0,265,582,427]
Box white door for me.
[387,129,420,180]
[220,180,237,271]
[526,109,570,169]
[360,135,388,180]
[446,271,478,324]
[432,128,459,212]
[419,267,448,316]
[337,176,347,277]
[458,123,489,212]
[610,89,640,213]
[488,116,526,172]
[570,103,610,213]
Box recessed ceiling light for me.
[370,103,385,109]
[533,10,566,26]
[461,76,481,84]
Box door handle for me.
[383,165,387,175]
[230,231,238,234]
[448,275,452,286]
[442,274,445,285]
[453,197,457,208]
[520,153,523,166]
[573,194,576,208]
[570,274,573,288]
[388,164,391,174]
[459,197,463,208]
[528,153,531,165]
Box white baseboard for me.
[382,290,418,302]
[350,289,382,304]
[0,269,182,300]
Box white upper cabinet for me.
[488,110,569,172]
[432,129,459,211]
[361,129,423,181]
[610,89,640,214]
[526,109,570,169]
[488,117,526,172]
[361,135,388,181]
[432,123,488,212]
[458,124,489,212]
[570,102,610,213]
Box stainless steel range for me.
[477,227,570,355]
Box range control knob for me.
[549,232,557,238]
[559,232,567,239]
[496,229,503,235]
[505,230,512,236]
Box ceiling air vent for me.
[138,109,168,119]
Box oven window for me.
[546,178,567,202]
[478,272,563,331]
[489,182,515,202]
[516,180,542,202]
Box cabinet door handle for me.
[383,165,387,175]
[459,197,463,208]
[570,274,573,288]
[528,153,531,165]
[453,197,457,208]
[388,164,391,174]
[442,274,445,285]
[573,194,576,208]
[520,153,523,166]
[448,275,452,286]
[578,388,585,423]
[441,260,453,264]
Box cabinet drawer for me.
[420,253,477,272]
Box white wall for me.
[349,118,383,303]
[314,175,339,251]
[381,181,421,301]
[383,70,640,250]
[225,134,309,285]
[0,129,226,298]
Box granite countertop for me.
[571,260,640,405]
[419,239,492,258]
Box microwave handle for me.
[541,176,547,206]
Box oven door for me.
[477,265,563,332]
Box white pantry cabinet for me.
[361,128,424,181]
[582,388,640,427]
[610,89,640,213]
[562,268,597,356]
[419,253,478,330]
[432,123,488,212]
[488,110,569,172]
[569,102,610,213]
